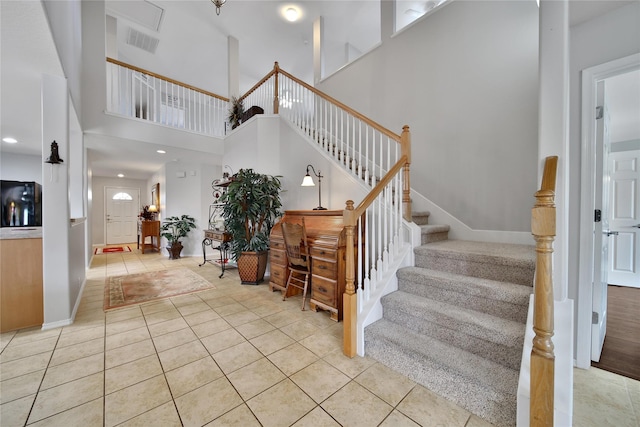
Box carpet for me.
[95,246,132,255]
[104,268,216,311]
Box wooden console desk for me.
[138,220,160,254]
[269,210,355,321]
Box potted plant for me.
[220,168,282,284]
[228,96,245,130]
[160,214,197,259]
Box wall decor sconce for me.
[301,164,327,210]
[44,141,63,164]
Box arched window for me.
[112,192,133,200]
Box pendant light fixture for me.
[211,0,226,15]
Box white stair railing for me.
[106,58,228,137]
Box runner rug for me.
[94,246,132,255]
[104,268,215,311]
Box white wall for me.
[316,0,539,232]
[0,153,43,182]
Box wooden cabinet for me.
[139,220,160,254]
[0,238,43,332]
[269,210,354,321]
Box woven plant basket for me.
[237,250,268,285]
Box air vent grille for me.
[126,27,159,54]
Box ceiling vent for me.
[106,0,164,32]
[126,27,159,54]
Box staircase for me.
[364,212,535,427]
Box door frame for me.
[576,53,640,369]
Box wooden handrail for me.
[238,65,278,104]
[351,156,407,221]
[106,57,229,101]
[530,155,558,426]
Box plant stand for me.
[237,250,268,285]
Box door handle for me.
[603,230,619,236]
[633,224,640,228]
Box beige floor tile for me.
[56,325,104,348]
[573,371,637,427]
[105,338,156,369]
[10,328,61,346]
[227,358,286,400]
[378,409,421,426]
[204,403,261,426]
[322,350,376,379]
[117,401,182,427]
[0,337,58,363]
[0,352,51,381]
[105,326,150,350]
[201,328,246,354]
[28,397,103,427]
[143,308,182,326]
[105,354,163,394]
[396,384,471,427]
[250,329,295,356]
[183,308,221,326]
[299,332,342,357]
[165,356,223,398]
[224,310,261,327]
[0,394,36,427]
[0,331,16,352]
[465,414,497,427]
[263,310,304,328]
[176,301,211,317]
[175,377,243,427]
[235,319,276,340]
[171,294,205,308]
[291,359,351,403]
[158,340,209,372]
[191,318,232,338]
[268,343,319,376]
[40,353,104,390]
[105,316,147,336]
[214,302,247,316]
[321,381,393,427]
[250,301,285,318]
[203,296,237,308]
[291,406,341,427]
[28,372,104,424]
[355,362,416,406]
[279,320,320,341]
[140,299,175,316]
[212,341,264,374]
[147,317,189,337]
[152,327,198,353]
[49,337,104,367]
[0,370,45,404]
[104,375,172,427]
[247,379,316,427]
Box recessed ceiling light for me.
[157,150,166,154]
[282,5,301,22]
[117,173,124,178]
[2,137,18,144]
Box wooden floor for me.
[591,285,640,381]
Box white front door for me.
[105,187,139,245]
[591,82,611,362]
[608,149,640,288]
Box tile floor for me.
[1,247,638,426]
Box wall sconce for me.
[301,164,327,210]
[45,141,63,164]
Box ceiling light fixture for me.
[157,149,166,154]
[2,137,17,144]
[117,174,124,178]
[211,0,226,16]
[285,7,298,21]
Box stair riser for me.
[398,279,529,323]
[364,333,517,427]
[414,252,534,286]
[422,231,449,244]
[382,306,522,370]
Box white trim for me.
[576,53,640,369]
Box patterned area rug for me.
[104,268,215,311]
[95,246,132,255]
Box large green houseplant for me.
[161,214,197,259]
[220,168,282,284]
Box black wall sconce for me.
[301,164,327,210]
[45,141,64,164]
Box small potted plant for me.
[228,96,245,130]
[160,214,197,259]
[220,168,282,284]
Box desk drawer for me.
[270,240,286,251]
[270,263,287,286]
[310,246,336,259]
[311,275,337,307]
[270,249,287,266]
[312,258,337,280]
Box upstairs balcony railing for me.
[106,58,229,137]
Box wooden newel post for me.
[273,62,280,115]
[343,200,357,357]
[530,156,557,427]
[401,125,412,222]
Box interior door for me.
[608,149,640,288]
[105,187,139,245]
[591,82,611,362]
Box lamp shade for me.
[148,204,158,213]
[301,175,315,186]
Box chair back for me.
[281,220,309,269]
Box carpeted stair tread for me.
[412,211,431,225]
[381,291,525,348]
[414,240,535,286]
[365,319,517,426]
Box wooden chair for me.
[280,219,311,310]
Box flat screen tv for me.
[1,180,42,227]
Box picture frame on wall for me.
[151,183,160,212]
